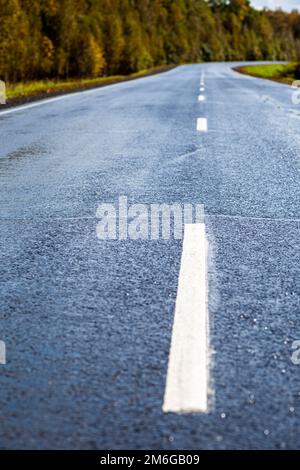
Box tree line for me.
[1,0,300,83]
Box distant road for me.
[0,62,300,449]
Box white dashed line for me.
[198,95,205,102]
[163,224,209,413]
[197,118,207,132]
[0,340,6,365]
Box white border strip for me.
[0,70,174,117]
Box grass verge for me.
[233,62,299,85]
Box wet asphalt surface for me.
[0,62,300,449]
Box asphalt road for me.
[0,62,300,450]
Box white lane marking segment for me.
[200,87,205,92]
[0,340,6,365]
[198,95,205,102]
[197,118,207,132]
[163,223,209,413]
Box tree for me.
[1,0,300,82]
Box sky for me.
[251,0,300,11]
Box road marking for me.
[197,118,207,132]
[0,72,163,116]
[0,83,125,115]
[198,95,205,102]
[163,224,209,413]
[200,87,205,92]
[0,340,6,365]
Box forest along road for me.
[0,62,300,450]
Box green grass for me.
[234,63,298,84]
[5,66,172,102]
